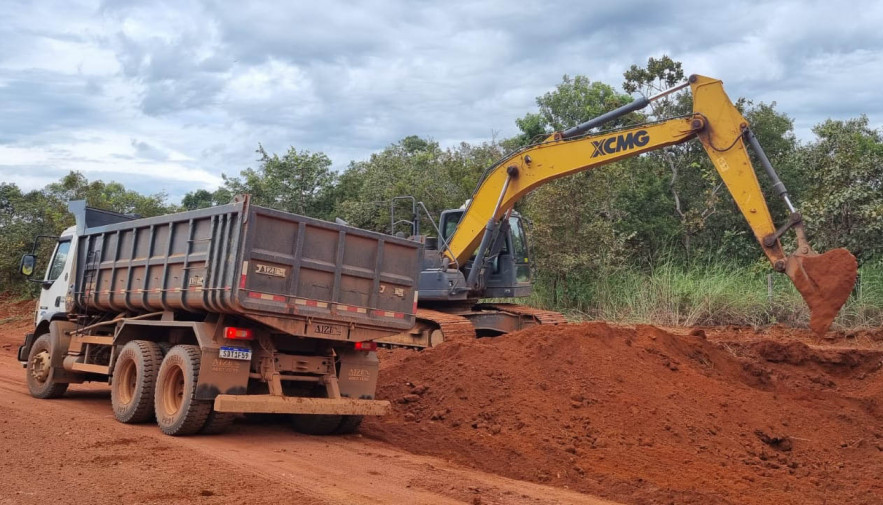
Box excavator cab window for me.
[509,215,530,283]
[439,210,463,245]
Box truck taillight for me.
[225,327,254,340]
[354,341,377,351]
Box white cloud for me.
[1,0,882,201]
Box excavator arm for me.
[445,74,857,334]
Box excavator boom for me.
[444,74,856,334]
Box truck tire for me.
[334,415,364,434]
[291,414,343,436]
[157,342,172,356]
[200,410,236,435]
[154,345,212,436]
[26,333,68,399]
[111,340,162,424]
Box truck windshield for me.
[47,241,71,282]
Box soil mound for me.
[365,322,883,505]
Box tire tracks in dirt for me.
[0,343,616,505]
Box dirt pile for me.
[0,296,33,356]
[787,248,858,335]
[365,322,883,505]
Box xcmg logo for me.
[591,130,650,158]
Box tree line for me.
[3,57,882,309]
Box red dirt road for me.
[0,299,613,505]
[3,295,883,505]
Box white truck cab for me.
[17,226,77,363]
[36,226,77,326]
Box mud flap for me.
[18,333,35,364]
[337,350,380,400]
[195,347,250,400]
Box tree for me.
[621,56,722,256]
[0,172,176,294]
[222,145,336,219]
[513,75,636,147]
[181,188,233,210]
[511,75,636,300]
[799,116,883,260]
[333,136,500,233]
[44,171,175,217]
[0,184,66,293]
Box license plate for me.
[219,346,252,361]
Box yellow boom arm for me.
[445,74,857,335]
[445,74,784,268]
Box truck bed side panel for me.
[73,201,421,336]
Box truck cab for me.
[34,227,76,330]
[17,226,77,364]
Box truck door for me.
[38,239,73,320]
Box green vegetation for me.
[3,56,881,330]
[527,260,883,330]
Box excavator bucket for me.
[784,248,858,335]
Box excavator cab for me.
[439,209,532,298]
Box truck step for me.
[70,362,110,374]
[71,335,114,346]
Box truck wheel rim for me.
[161,366,185,416]
[30,350,51,383]
[117,359,137,405]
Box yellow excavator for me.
[379,74,858,347]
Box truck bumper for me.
[213,395,390,416]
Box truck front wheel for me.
[154,345,212,436]
[111,340,162,424]
[26,334,68,399]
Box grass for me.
[525,260,883,330]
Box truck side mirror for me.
[20,254,36,277]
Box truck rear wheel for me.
[26,333,68,399]
[334,415,364,434]
[291,414,343,436]
[200,410,236,435]
[111,340,162,424]
[154,345,212,436]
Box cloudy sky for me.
[2,0,882,201]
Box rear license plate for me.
[219,346,252,361]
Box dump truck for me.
[18,195,422,436]
[381,74,858,348]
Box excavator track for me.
[476,303,568,325]
[416,308,477,343]
[376,309,476,349]
[376,304,565,350]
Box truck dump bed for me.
[72,197,421,341]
